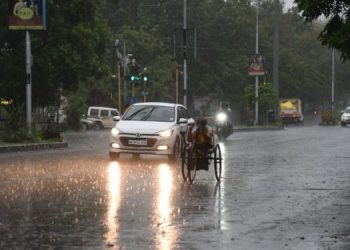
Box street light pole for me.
[123,41,127,106]
[176,69,183,104]
[183,0,188,106]
[117,62,121,112]
[254,2,259,126]
[331,48,335,111]
[25,31,32,135]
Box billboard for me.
[8,0,46,30]
[248,54,266,76]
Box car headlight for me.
[111,127,120,136]
[159,129,173,137]
[216,112,227,122]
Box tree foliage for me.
[1,0,350,126]
[244,82,278,123]
[295,0,350,61]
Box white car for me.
[109,102,191,161]
[87,106,120,129]
[341,107,350,126]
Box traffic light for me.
[129,60,140,82]
[130,75,139,81]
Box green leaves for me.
[295,0,350,60]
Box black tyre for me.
[181,148,189,181]
[109,151,120,160]
[168,138,181,162]
[96,121,104,129]
[187,146,197,184]
[214,144,222,181]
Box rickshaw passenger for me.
[187,117,214,170]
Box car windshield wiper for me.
[140,107,158,121]
[124,107,148,120]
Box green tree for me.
[244,82,278,124]
[0,1,111,108]
[295,0,350,60]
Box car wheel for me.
[109,152,120,160]
[96,121,104,129]
[168,138,181,162]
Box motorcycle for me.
[215,111,233,140]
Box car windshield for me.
[344,108,350,113]
[123,105,175,122]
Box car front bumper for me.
[109,134,175,155]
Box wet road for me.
[0,125,349,250]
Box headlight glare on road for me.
[159,129,172,137]
[111,128,120,136]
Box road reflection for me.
[154,163,178,250]
[104,162,122,247]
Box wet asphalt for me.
[0,122,349,250]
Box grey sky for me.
[283,0,295,11]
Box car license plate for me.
[128,139,147,146]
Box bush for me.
[65,94,86,131]
[321,110,340,125]
[0,105,29,142]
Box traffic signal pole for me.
[25,31,32,135]
[183,0,187,107]
[254,2,259,126]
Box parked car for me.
[87,106,120,129]
[340,107,350,126]
[109,102,191,161]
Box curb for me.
[0,141,68,153]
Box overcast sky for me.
[283,0,295,11]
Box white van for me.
[87,106,120,128]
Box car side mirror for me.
[113,116,121,121]
[178,118,188,124]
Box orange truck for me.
[279,98,303,125]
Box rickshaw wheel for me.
[214,144,222,181]
[181,146,189,181]
[187,146,197,184]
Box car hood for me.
[116,120,175,134]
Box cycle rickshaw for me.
[181,127,223,184]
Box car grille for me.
[120,137,157,147]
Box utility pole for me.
[273,0,280,104]
[123,41,127,105]
[254,2,259,126]
[183,0,188,107]
[176,69,183,104]
[117,61,121,112]
[331,48,335,111]
[25,31,32,135]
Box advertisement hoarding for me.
[8,0,46,30]
[248,54,266,76]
